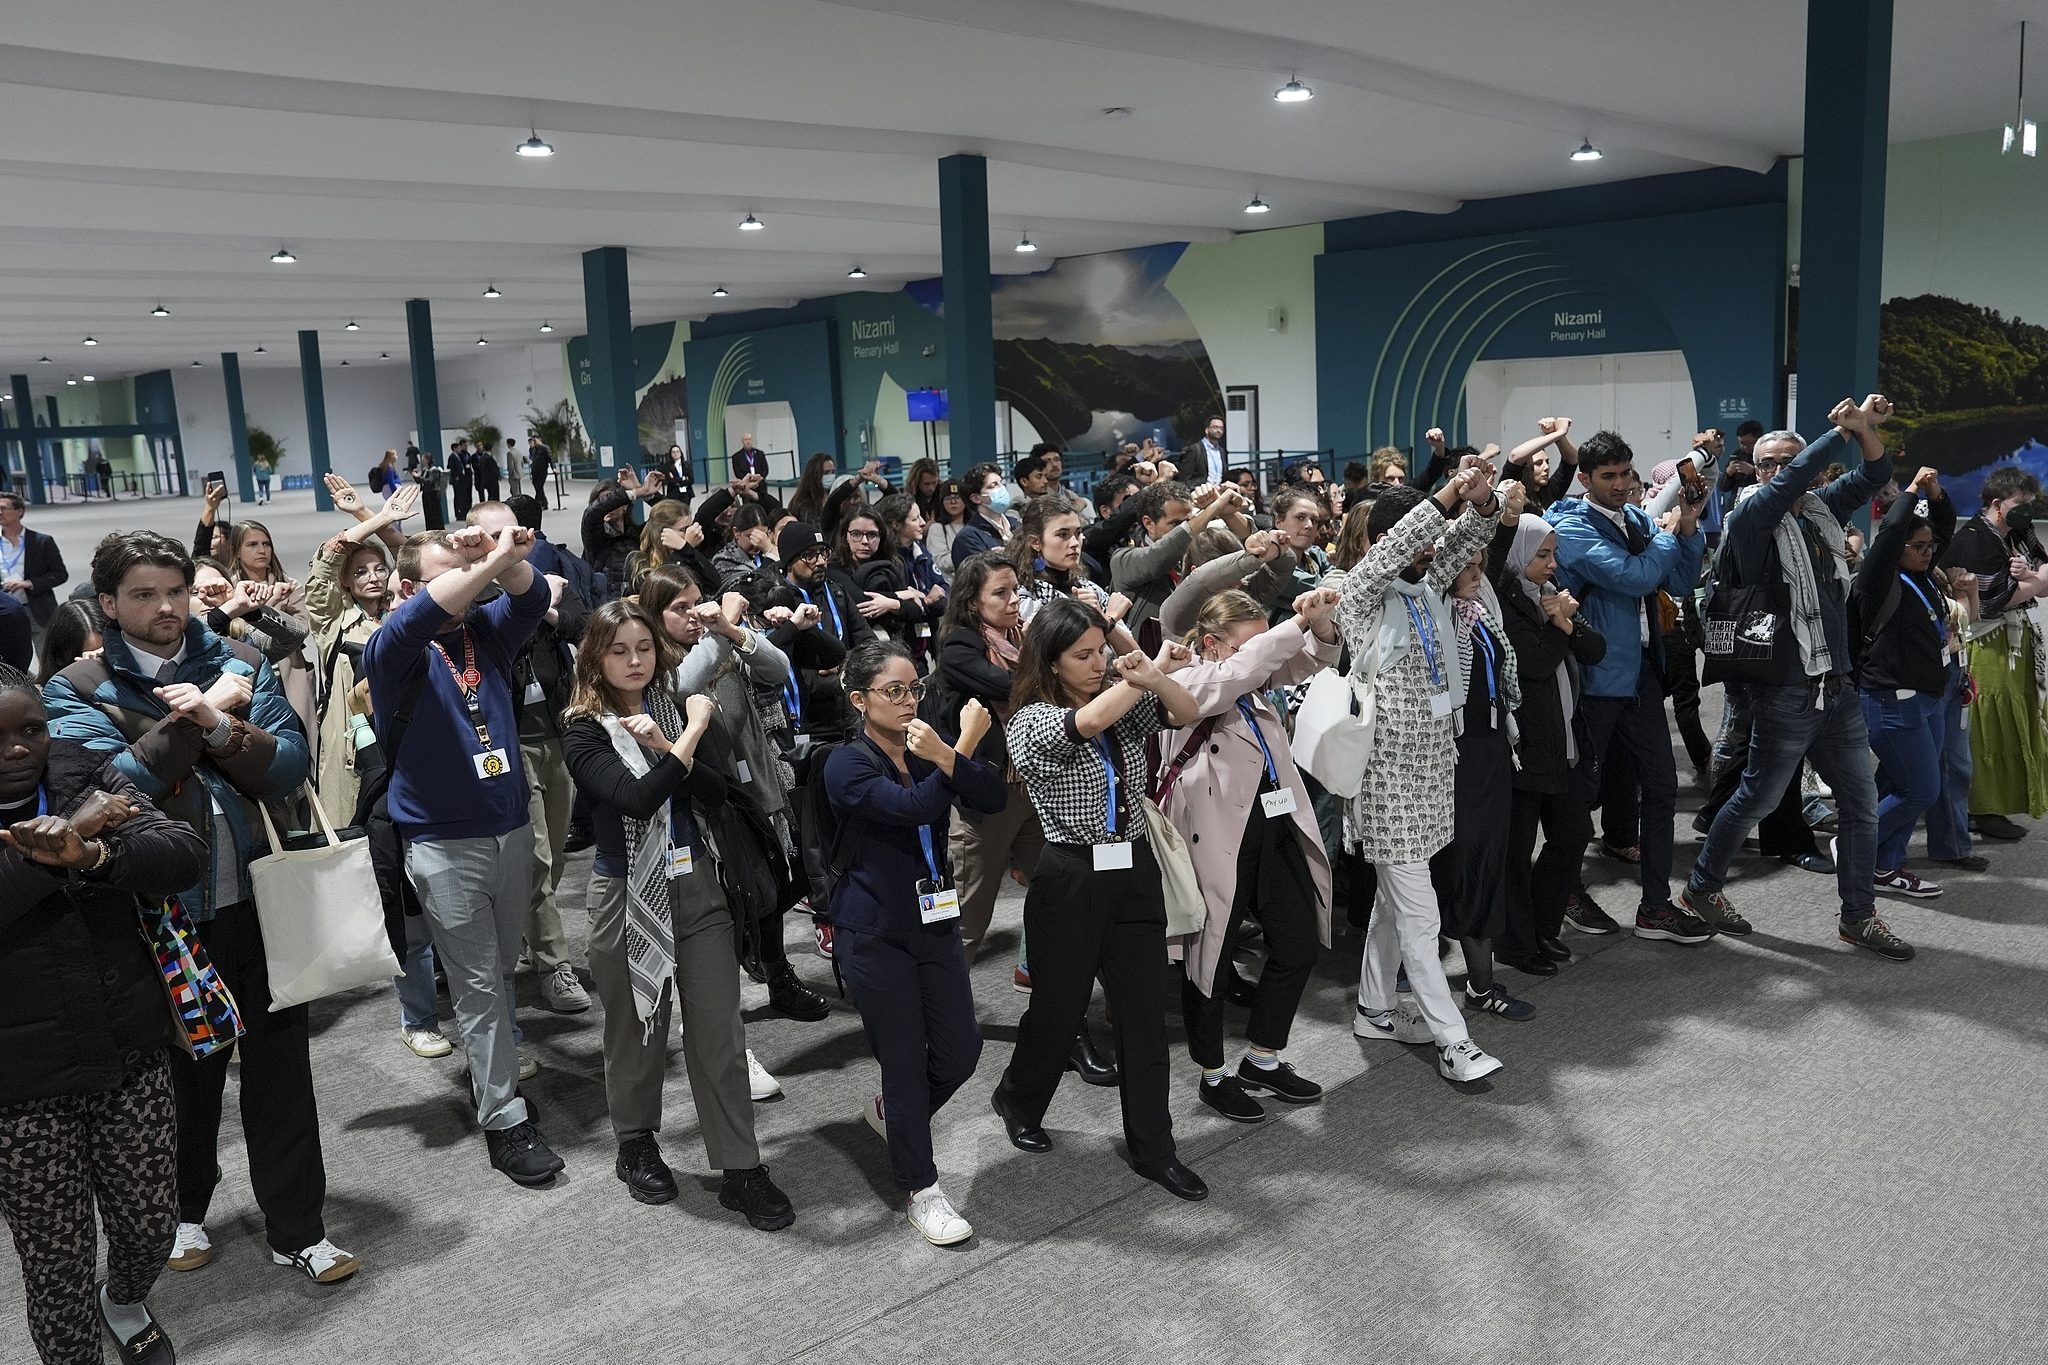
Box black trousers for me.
[837,923,982,1191]
[1576,651,1680,910]
[1503,787,1594,958]
[1001,841,1175,1166]
[167,899,328,1253]
[1703,684,1818,857]
[1182,806,1320,1069]
[0,1053,178,1365]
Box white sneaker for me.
[541,963,591,1013]
[863,1092,885,1137]
[1439,943,1469,978]
[1354,1003,1433,1044]
[271,1238,361,1284]
[748,1050,783,1101]
[907,1185,973,1246]
[1437,1038,1504,1083]
[518,1051,539,1081]
[167,1222,212,1271]
[400,1027,452,1058]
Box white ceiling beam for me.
[816,0,1781,173]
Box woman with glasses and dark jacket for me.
[824,641,1003,1245]
[839,497,944,665]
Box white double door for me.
[1463,351,1697,478]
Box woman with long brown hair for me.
[560,599,794,1231]
[227,519,317,744]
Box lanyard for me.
[0,535,22,578]
[1094,733,1121,837]
[781,671,803,723]
[431,629,492,749]
[1406,597,1445,688]
[861,733,943,880]
[1237,697,1279,784]
[1474,621,1499,703]
[1900,574,1946,646]
[797,584,844,639]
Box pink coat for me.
[1159,619,1338,995]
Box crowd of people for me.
[1,393,2033,1363]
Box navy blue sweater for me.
[824,733,1006,940]
[363,572,551,841]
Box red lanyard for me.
[432,629,492,748]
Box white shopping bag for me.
[249,790,400,1010]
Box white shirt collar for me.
[122,631,185,669]
[1589,500,1630,531]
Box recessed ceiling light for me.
[190,359,202,367]
[151,303,169,317]
[81,374,95,382]
[516,131,554,158]
[477,337,489,347]
[344,319,360,331]
[270,247,297,264]
[538,320,554,333]
[847,266,867,278]
[82,336,97,346]
[1015,232,1038,253]
[1571,139,1603,162]
[66,378,77,386]
[739,213,764,231]
[712,286,729,297]
[483,284,501,298]
[1244,195,1271,214]
[1274,77,1313,103]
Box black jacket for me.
[1852,489,1955,697]
[6,526,68,624]
[936,625,1015,767]
[561,715,729,880]
[0,740,209,1102]
[581,489,639,599]
[1491,530,1607,795]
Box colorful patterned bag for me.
[140,895,244,1058]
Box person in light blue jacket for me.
[1548,432,1708,945]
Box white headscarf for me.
[1505,515,1577,763]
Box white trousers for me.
[1357,860,1468,1045]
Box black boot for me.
[1066,1029,1120,1086]
[615,1135,677,1205]
[768,963,830,1021]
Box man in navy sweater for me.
[363,522,564,1185]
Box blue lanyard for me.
[797,584,844,639]
[781,672,802,723]
[1094,733,1120,837]
[1474,622,1499,703]
[1900,574,1946,646]
[1406,597,1445,687]
[917,822,942,883]
[1237,698,1279,784]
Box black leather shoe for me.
[98,1285,174,1363]
[1066,1031,1120,1087]
[1538,935,1572,962]
[1235,1058,1322,1104]
[616,1135,677,1205]
[1222,969,1259,1007]
[1495,952,1560,977]
[562,823,595,854]
[1972,813,2029,842]
[1132,1156,1209,1201]
[486,1118,565,1187]
[990,1084,1051,1152]
[1198,1074,1267,1123]
[767,964,830,1022]
[718,1165,795,1230]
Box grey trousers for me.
[406,826,535,1132]
[586,868,759,1168]
[521,736,574,975]
[948,778,1044,948]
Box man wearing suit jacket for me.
[729,434,772,483]
[0,491,68,630]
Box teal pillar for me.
[1796,0,1892,418]
[407,299,449,525]
[7,374,46,501]
[220,353,256,503]
[939,154,997,469]
[581,246,639,474]
[298,330,335,512]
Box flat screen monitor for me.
[907,388,948,422]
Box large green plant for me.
[524,399,587,460]
[245,426,286,468]
[463,416,502,452]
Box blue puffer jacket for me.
[1547,496,1706,698]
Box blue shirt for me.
[362,573,551,841]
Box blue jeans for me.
[394,910,440,1031]
[1928,668,1975,860]
[1689,675,1879,920]
[1859,687,1945,872]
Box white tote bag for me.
[249,791,400,1010]
[1293,603,1380,799]
[1140,797,1207,938]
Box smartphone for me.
[1678,457,1709,504]
[204,469,226,491]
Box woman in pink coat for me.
[1158,586,1340,1125]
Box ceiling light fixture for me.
[379,352,391,359]
[712,286,729,297]
[738,213,764,231]
[516,130,554,158]
[37,356,49,364]
[477,337,489,347]
[82,336,97,346]
[1244,195,1271,214]
[2006,21,2037,156]
[1571,139,1603,162]
[538,320,554,333]
[483,284,501,298]
[340,359,350,366]
[847,266,867,278]
[66,378,76,386]
[254,344,267,354]
[1015,232,1038,253]
[1274,76,1313,103]
[81,375,95,382]
[270,247,297,264]
[190,360,202,367]
[344,319,360,331]
[151,303,169,317]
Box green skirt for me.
[1965,627,2048,818]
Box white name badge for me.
[472,748,513,780]
[1261,788,1298,818]
[668,845,694,877]
[735,760,752,784]
[915,623,933,638]
[1897,688,1915,701]
[918,886,960,922]
[1429,690,1456,718]
[523,680,545,705]
[1093,842,1134,871]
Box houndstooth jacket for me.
[1336,495,1503,865]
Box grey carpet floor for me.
[4,481,2044,1364]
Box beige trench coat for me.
[1159,618,1338,996]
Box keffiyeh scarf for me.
[598,688,688,1044]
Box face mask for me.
[985,485,1012,514]
[2008,502,2037,537]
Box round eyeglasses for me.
[859,681,927,704]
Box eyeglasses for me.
[846,529,881,542]
[796,547,829,561]
[1903,538,1936,553]
[858,681,927,704]
[1756,458,1793,471]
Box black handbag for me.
[1700,538,1798,686]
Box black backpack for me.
[794,743,865,919]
